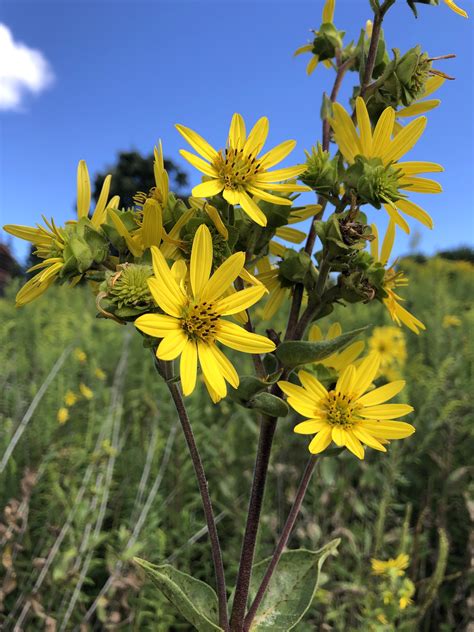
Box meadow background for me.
[0,251,472,630]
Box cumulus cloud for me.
[0,23,54,111]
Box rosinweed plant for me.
[4,0,468,629]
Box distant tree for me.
[92,150,189,208]
[437,246,474,263]
[0,242,23,293]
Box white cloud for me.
[0,23,54,111]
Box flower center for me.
[181,301,220,342]
[323,391,359,428]
[213,148,262,190]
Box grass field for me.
[0,255,472,631]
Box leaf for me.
[248,540,340,630]
[275,327,368,368]
[134,558,223,632]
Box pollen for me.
[323,391,359,428]
[181,301,220,342]
[212,148,262,190]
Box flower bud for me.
[301,144,340,198]
[311,23,344,62]
[343,156,404,209]
[99,263,154,320]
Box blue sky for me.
[0,0,473,263]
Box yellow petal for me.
[360,420,415,439]
[352,427,386,452]
[156,330,188,361]
[353,353,380,397]
[198,342,227,398]
[327,322,342,339]
[336,364,357,394]
[297,370,328,399]
[180,339,198,396]
[397,99,441,118]
[322,0,335,22]
[216,320,275,353]
[422,76,446,98]
[216,285,267,316]
[308,324,322,342]
[190,224,213,299]
[395,199,433,229]
[380,220,396,266]
[135,313,180,338]
[306,55,319,75]
[384,204,410,234]
[208,344,239,388]
[243,116,269,157]
[262,286,287,320]
[372,107,396,156]
[399,176,442,194]
[294,44,313,57]
[398,161,444,175]
[357,381,406,407]
[238,191,267,226]
[259,140,296,169]
[370,223,379,260]
[380,116,427,164]
[141,198,163,249]
[228,113,247,150]
[344,431,365,459]
[294,419,326,434]
[192,179,224,198]
[179,149,217,177]
[444,0,468,17]
[254,165,307,182]
[76,160,91,219]
[202,252,245,302]
[275,227,306,244]
[356,97,373,155]
[246,186,293,207]
[308,427,332,454]
[360,403,414,419]
[331,103,362,163]
[91,174,111,228]
[175,124,218,162]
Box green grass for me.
[0,256,472,630]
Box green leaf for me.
[275,327,368,368]
[134,558,223,632]
[248,540,340,630]
[248,392,289,417]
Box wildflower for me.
[109,143,168,256]
[278,353,415,459]
[442,314,461,328]
[369,326,407,379]
[176,113,308,226]
[371,553,410,577]
[444,0,468,18]
[371,221,425,334]
[294,0,338,75]
[330,96,443,233]
[3,161,118,306]
[309,322,365,371]
[94,368,106,381]
[135,225,275,398]
[74,348,87,363]
[64,391,78,407]
[79,383,94,400]
[57,408,69,425]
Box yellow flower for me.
[399,595,413,609]
[74,348,87,363]
[369,326,407,379]
[135,225,275,399]
[444,0,468,18]
[377,613,388,625]
[442,314,462,328]
[278,353,415,459]
[371,221,426,334]
[109,143,168,257]
[79,383,94,400]
[372,553,410,576]
[330,96,443,233]
[309,322,365,371]
[57,407,69,425]
[94,367,106,380]
[64,391,78,407]
[176,113,309,226]
[294,0,336,75]
[3,161,118,306]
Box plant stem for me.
[165,375,229,631]
[359,0,396,99]
[243,457,318,630]
[229,415,278,631]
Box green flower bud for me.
[311,23,345,62]
[278,250,316,288]
[344,156,404,209]
[61,218,109,275]
[99,264,154,319]
[301,143,340,198]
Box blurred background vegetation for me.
[1,153,473,630]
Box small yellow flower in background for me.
[399,594,413,609]
[442,314,462,328]
[330,96,443,233]
[371,221,426,334]
[94,367,107,381]
[176,113,309,226]
[57,408,69,425]
[369,326,407,380]
[79,383,94,400]
[371,553,410,576]
[135,225,275,399]
[64,391,78,407]
[444,0,468,18]
[74,348,87,363]
[309,322,365,371]
[377,613,389,625]
[294,0,336,75]
[278,353,415,459]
